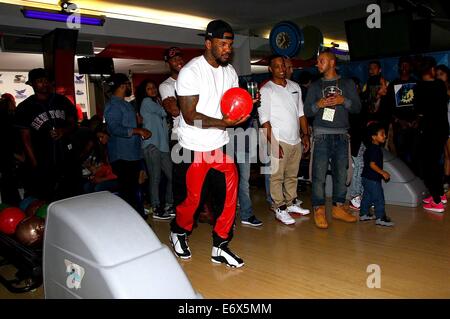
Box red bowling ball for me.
[220,87,253,121]
[0,207,26,235]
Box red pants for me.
[174,148,238,240]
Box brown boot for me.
[332,205,357,223]
[314,206,328,229]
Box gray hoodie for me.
[304,76,361,135]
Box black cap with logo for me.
[164,47,182,62]
[204,19,234,40]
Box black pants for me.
[421,134,447,203]
[394,126,421,176]
[0,155,21,206]
[25,162,82,202]
[111,160,144,217]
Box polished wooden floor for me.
[1,185,450,299]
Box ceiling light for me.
[4,0,211,30]
[21,7,105,25]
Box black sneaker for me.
[241,215,263,227]
[169,232,191,259]
[165,205,176,217]
[359,213,376,221]
[152,206,171,220]
[211,242,244,268]
[375,215,395,227]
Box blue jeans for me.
[143,144,173,208]
[360,177,385,219]
[349,144,365,198]
[311,134,349,207]
[236,155,253,220]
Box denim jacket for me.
[140,97,169,153]
[104,95,142,162]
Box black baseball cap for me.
[203,19,234,40]
[106,73,130,91]
[164,47,182,62]
[26,68,49,85]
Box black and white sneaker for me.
[375,215,395,227]
[169,232,191,259]
[165,205,176,217]
[153,206,171,220]
[241,215,263,227]
[211,242,244,268]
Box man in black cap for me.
[160,47,184,138]
[169,19,248,268]
[14,68,81,201]
[104,73,151,218]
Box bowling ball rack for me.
[0,231,42,293]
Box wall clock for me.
[269,21,304,57]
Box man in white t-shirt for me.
[169,20,249,268]
[259,55,311,225]
[159,46,185,140]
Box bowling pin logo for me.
[65,259,85,289]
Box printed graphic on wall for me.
[0,72,34,101]
[14,74,26,83]
[74,73,89,118]
[14,88,28,100]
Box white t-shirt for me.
[258,79,304,145]
[176,55,239,152]
[159,76,180,135]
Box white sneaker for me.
[287,204,310,216]
[275,208,296,225]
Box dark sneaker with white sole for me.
[211,242,244,268]
[169,232,191,259]
[165,205,176,217]
[375,215,395,227]
[359,214,376,221]
[153,206,172,220]
[241,215,263,227]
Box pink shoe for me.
[423,201,445,213]
[423,195,447,204]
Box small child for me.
[359,122,394,227]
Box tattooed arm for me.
[179,95,249,129]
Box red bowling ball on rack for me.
[0,207,26,235]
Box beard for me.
[125,88,132,97]
[215,57,229,67]
[212,47,231,67]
